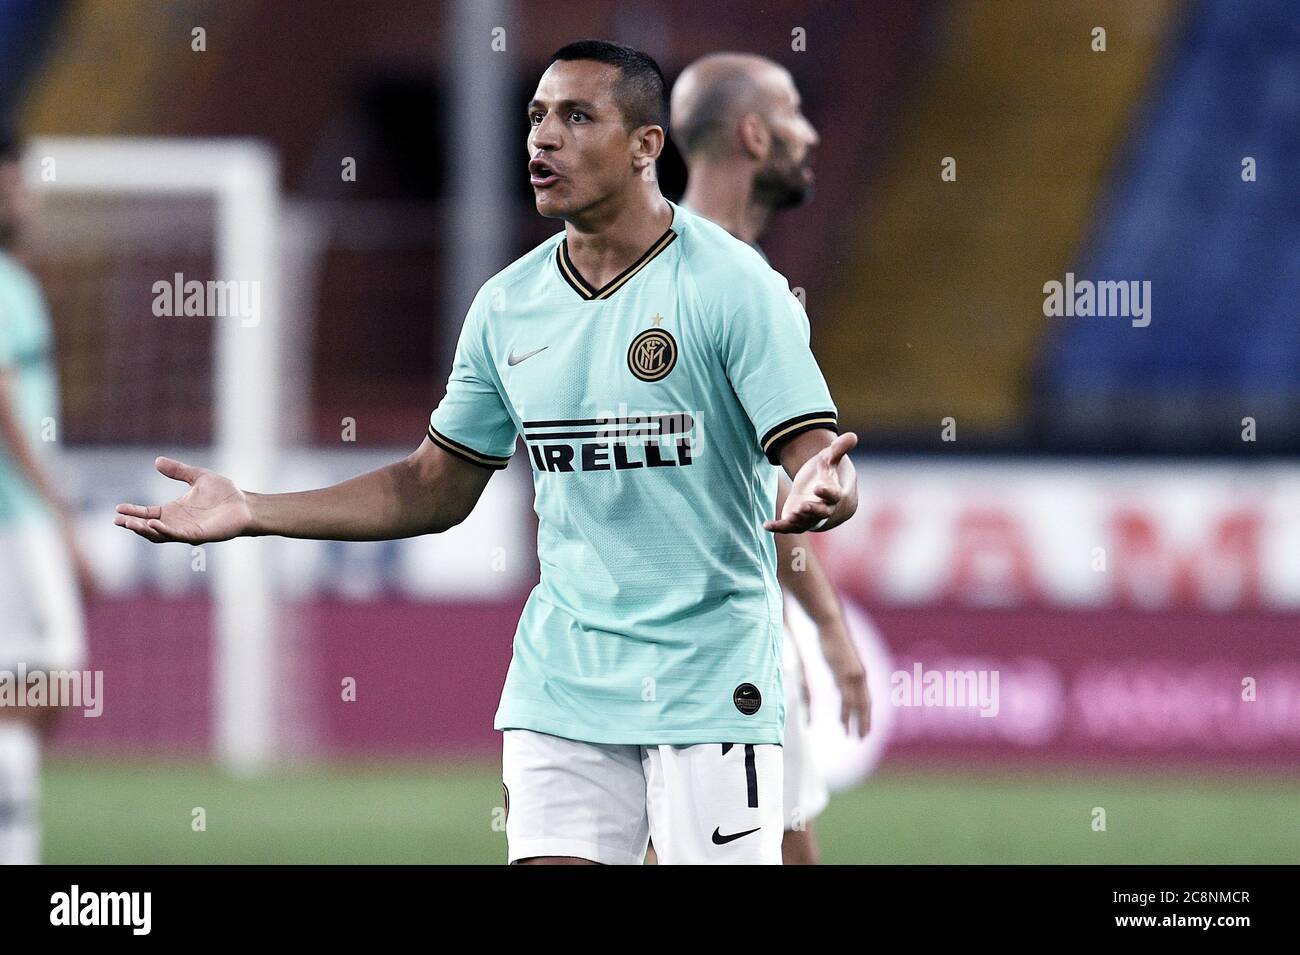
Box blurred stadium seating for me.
[1036,0,1300,452]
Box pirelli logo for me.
[428,408,838,473]
[523,414,695,472]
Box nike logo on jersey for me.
[711,826,760,845]
[507,346,549,366]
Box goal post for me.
[24,137,284,774]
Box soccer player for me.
[115,40,857,865]
[0,129,92,864]
[671,52,871,865]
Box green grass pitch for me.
[42,758,1299,864]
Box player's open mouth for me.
[529,159,560,187]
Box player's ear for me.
[737,113,769,160]
[631,124,665,172]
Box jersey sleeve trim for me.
[760,411,839,465]
[427,425,513,470]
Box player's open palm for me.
[764,431,858,534]
[114,456,252,544]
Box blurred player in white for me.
[672,53,871,864]
[0,130,92,864]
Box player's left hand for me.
[57,510,99,602]
[819,622,870,737]
[764,431,857,534]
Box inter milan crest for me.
[627,316,677,382]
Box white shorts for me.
[782,627,829,830]
[502,728,784,865]
[0,515,85,673]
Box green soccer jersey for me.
[428,200,837,745]
[0,250,59,523]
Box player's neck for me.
[681,162,773,246]
[563,187,673,288]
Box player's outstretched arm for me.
[114,437,495,544]
[765,429,858,534]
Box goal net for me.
[24,137,291,774]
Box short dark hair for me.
[551,39,668,133]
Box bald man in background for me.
[671,53,870,865]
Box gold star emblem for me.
[650,313,664,327]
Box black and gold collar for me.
[556,226,677,301]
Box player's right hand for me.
[114,456,253,544]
